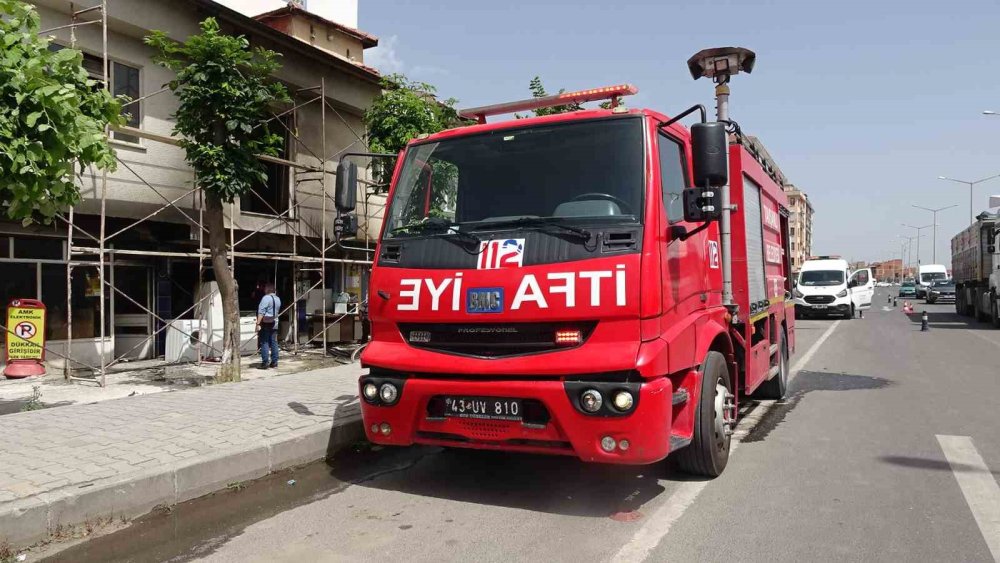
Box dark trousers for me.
[259,324,278,366]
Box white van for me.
[792,257,875,319]
[916,264,948,299]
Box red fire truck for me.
[336,47,795,476]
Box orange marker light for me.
[555,329,583,345]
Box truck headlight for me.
[580,389,603,413]
[836,289,848,298]
[612,391,634,411]
[363,382,378,401]
[379,383,399,404]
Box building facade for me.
[2,0,383,372]
[784,185,814,274]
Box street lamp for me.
[911,204,957,263]
[938,174,1000,224]
[902,224,933,266]
[899,234,922,279]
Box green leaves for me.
[145,17,290,203]
[0,0,124,223]
[363,74,461,191]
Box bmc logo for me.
[478,238,525,270]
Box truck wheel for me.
[675,351,733,477]
[755,330,788,400]
[844,306,854,320]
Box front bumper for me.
[358,374,675,465]
[792,296,851,316]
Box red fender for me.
[635,307,732,379]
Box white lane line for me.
[790,320,840,376]
[936,435,1000,562]
[610,320,841,563]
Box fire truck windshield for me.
[384,117,644,239]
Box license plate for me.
[444,396,521,421]
[811,304,827,309]
[467,287,503,313]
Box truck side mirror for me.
[691,122,728,188]
[684,122,728,223]
[335,159,358,212]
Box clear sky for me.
[360,0,1000,267]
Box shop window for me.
[14,237,63,260]
[41,265,110,340]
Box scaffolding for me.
[5,1,383,386]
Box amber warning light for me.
[554,329,583,346]
[459,84,639,124]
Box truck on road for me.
[339,47,796,477]
[951,211,1000,325]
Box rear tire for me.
[755,329,788,400]
[675,351,733,478]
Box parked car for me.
[899,281,917,298]
[926,279,956,304]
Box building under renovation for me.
[1,0,386,382]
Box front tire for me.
[675,351,733,477]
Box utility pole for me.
[911,204,956,263]
[902,224,933,266]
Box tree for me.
[0,0,125,223]
[363,74,460,191]
[146,19,289,381]
[524,76,583,117]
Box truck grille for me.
[399,322,597,358]
[804,295,836,304]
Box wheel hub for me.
[713,380,736,445]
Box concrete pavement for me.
[0,362,364,551]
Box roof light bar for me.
[458,84,639,124]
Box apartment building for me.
[2,0,383,370]
[784,184,814,274]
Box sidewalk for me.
[0,362,365,551]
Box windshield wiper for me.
[390,217,480,247]
[465,217,592,242]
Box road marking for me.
[790,320,840,375]
[936,435,1000,562]
[610,320,841,562]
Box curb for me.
[0,414,364,550]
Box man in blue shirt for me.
[256,282,282,369]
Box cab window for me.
[658,133,688,223]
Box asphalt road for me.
[49,289,1000,563]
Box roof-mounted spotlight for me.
[687,47,756,83]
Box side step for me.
[672,389,690,406]
[669,435,692,451]
[769,343,779,356]
[767,365,780,379]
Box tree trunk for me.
[205,194,241,382]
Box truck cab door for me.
[849,268,875,310]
